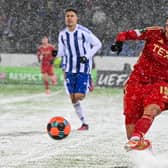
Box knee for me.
[42,73,48,80]
[70,94,76,104]
[75,94,85,101]
[71,94,85,103]
[144,104,161,119]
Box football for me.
[47,116,71,140]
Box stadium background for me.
[0,0,168,55]
[1,0,168,87]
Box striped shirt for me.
[57,24,102,73]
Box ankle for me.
[130,132,143,141]
[130,136,141,141]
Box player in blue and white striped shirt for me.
[57,8,102,130]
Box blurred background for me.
[0,0,168,56]
[0,0,168,87]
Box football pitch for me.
[0,84,168,168]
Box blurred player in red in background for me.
[37,36,57,94]
[111,19,168,151]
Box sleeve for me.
[60,56,66,70]
[116,26,164,42]
[57,33,65,58]
[87,32,102,59]
[116,29,147,41]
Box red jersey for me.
[37,44,55,64]
[37,44,55,75]
[116,27,168,84]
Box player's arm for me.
[88,33,102,58]
[57,33,65,58]
[80,32,102,64]
[60,56,66,71]
[111,30,141,55]
[111,26,164,54]
[48,44,57,64]
[114,27,162,42]
[52,49,57,57]
[51,44,57,58]
[57,32,66,70]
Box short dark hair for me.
[65,8,78,15]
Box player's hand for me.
[50,59,54,64]
[80,56,88,64]
[52,50,57,57]
[111,41,123,55]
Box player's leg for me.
[131,82,166,140]
[125,83,166,150]
[42,73,50,94]
[41,64,50,94]
[124,83,144,140]
[64,72,87,129]
[65,80,84,124]
[132,104,161,139]
[72,93,88,130]
[51,75,57,85]
[124,82,148,151]
[125,124,135,140]
[73,73,89,130]
[49,66,57,85]
[88,74,94,92]
[125,104,161,151]
[64,72,89,130]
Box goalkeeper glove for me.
[52,50,57,57]
[111,41,123,55]
[80,56,88,64]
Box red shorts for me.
[41,62,54,76]
[124,80,168,124]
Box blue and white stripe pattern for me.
[57,24,102,73]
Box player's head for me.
[41,36,49,45]
[65,8,78,29]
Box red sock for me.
[44,80,49,90]
[132,117,153,138]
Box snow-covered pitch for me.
[0,85,168,168]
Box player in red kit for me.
[37,36,57,94]
[111,19,168,151]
